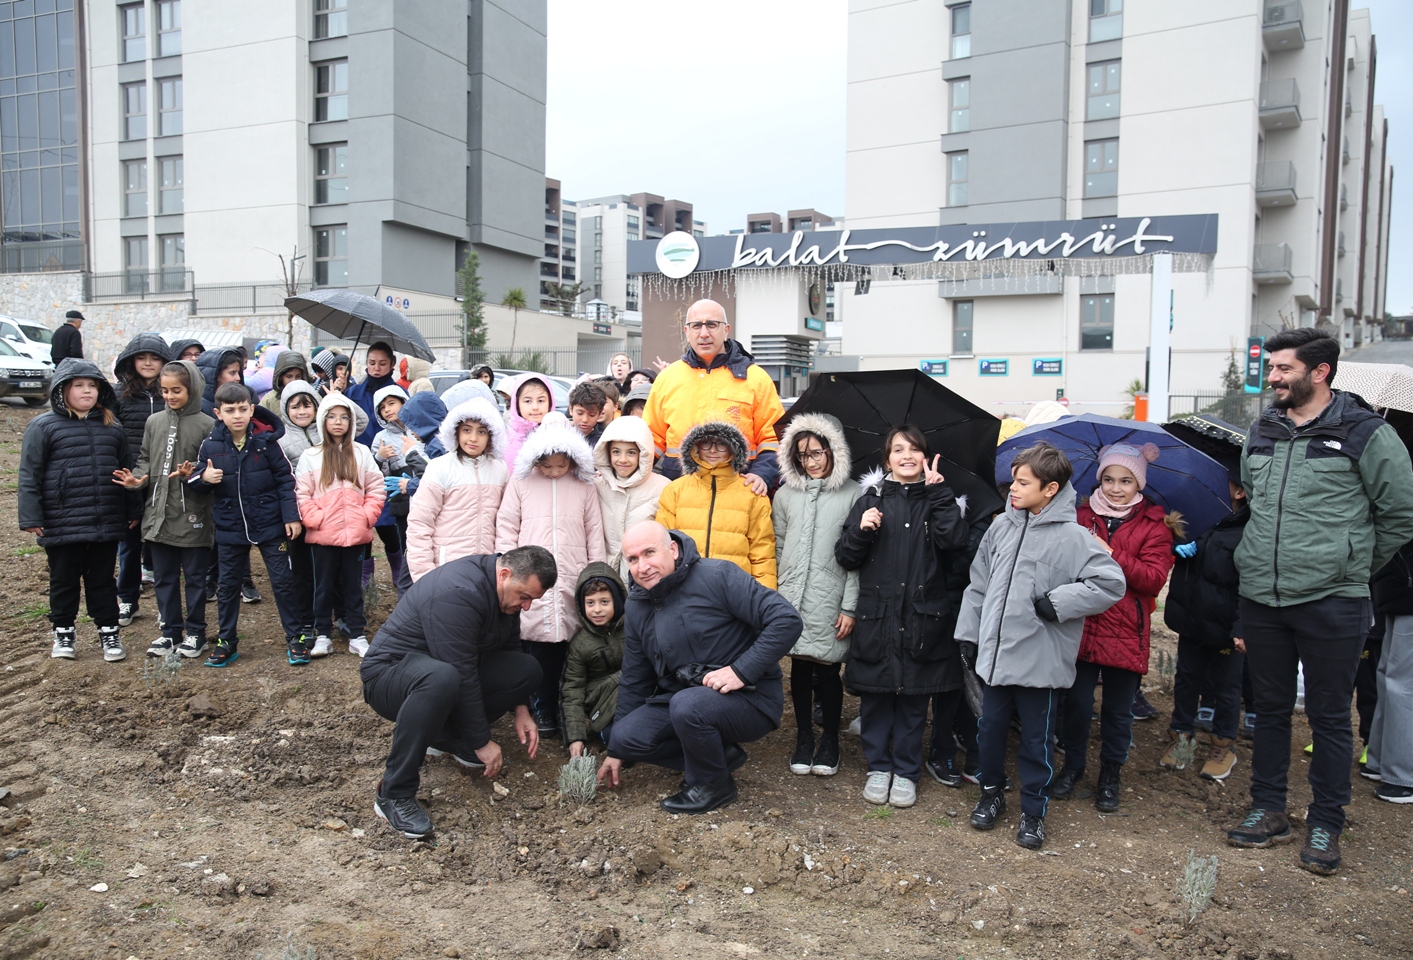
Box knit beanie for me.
[312,348,338,376]
[1095,441,1161,490]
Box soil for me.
[0,403,1408,960]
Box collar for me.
[683,339,753,379]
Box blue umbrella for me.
[995,413,1233,535]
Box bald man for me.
[643,299,786,495]
[597,521,802,814]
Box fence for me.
[191,280,314,315]
[86,268,194,302]
[1168,391,1264,427]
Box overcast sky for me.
[546,1,1411,313]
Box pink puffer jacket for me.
[495,413,606,644]
[502,372,562,469]
[294,394,385,547]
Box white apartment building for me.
[539,177,578,313]
[575,192,705,322]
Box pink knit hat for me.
[1096,442,1161,490]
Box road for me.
[1344,338,1413,364]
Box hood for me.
[50,357,119,415]
[316,391,359,438]
[400,391,449,442]
[778,413,852,492]
[859,465,969,517]
[575,561,627,625]
[437,397,506,460]
[272,350,310,383]
[623,382,652,407]
[1003,480,1078,527]
[505,372,560,431]
[633,529,701,600]
[401,357,431,382]
[1258,387,1379,434]
[114,333,172,379]
[280,379,322,434]
[168,338,205,361]
[679,420,749,476]
[373,384,410,430]
[250,403,286,440]
[441,377,498,412]
[683,338,754,379]
[512,411,596,481]
[195,347,244,401]
[164,359,207,417]
[594,414,656,490]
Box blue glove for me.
[383,476,403,497]
[1174,541,1197,559]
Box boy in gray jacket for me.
[955,443,1125,850]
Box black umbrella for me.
[779,369,1006,518]
[284,288,436,362]
[1162,414,1247,478]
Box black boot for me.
[790,728,815,775]
[1051,766,1084,801]
[660,775,738,814]
[1095,760,1122,812]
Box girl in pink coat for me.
[496,411,606,735]
[501,372,559,469]
[406,397,508,581]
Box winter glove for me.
[1033,594,1059,623]
[383,476,403,498]
[958,641,978,669]
[1174,541,1197,559]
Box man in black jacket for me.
[597,522,803,814]
[360,546,556,838]
[49,310,83,365]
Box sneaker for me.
[810,736,840,776]
[98,626,126,662]
[925,756,963,788]
[118,602,137,627]
[1160,730,1196,770]
[1131,689,1158,721]
[374,783,433,839]
[146,635,176,658]
[1015,813,1045,850]
[1360,766,1383,782]
[846,716,862,736]
[862,770,892,805]
[970,785,1006,831]
[348,635,370,658]
[789,731,815,776]
[426,742,486,769]
[1194,706,1215,733]
[50,627,77,660]
[240,580,262,604]
[140,565,155,586]
[177,634,207,659]
[1375,782,1413,803]
[1299,825,1341,875]
[204,579,218,601]
[960,764,981,785]
[204,640,239,668]
[310,635,333,658]
[1239,712,1256,740]
[533,710,559,735]
[888,776,917,808]
[1226,808,1294,848]
[1199,736,1238,782]
[287,636,311,666]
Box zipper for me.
[551,476,560,640]
[704,475,718,557]
[986,511,1030,685]
[234,442,253,544]
[1271,419,1296,604]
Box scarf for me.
[1089,486,1143,519]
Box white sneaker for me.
[847,717,862,736]
[50,627,77,660]
[863,770,892,805]
[99,627,127,662]
[348,635,369,658]
[310,635,333,658]
[118,602,136,627]
[146,635,175,658]
[888,776,917,808]
[176,634,207,658]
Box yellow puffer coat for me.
[655,420,777,589]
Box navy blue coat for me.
[194,347,244,417]
[190,405,298,545]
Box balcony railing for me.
[1253,243,1293,284]
[1258,78,1301,129]
[1255,161,1298,207]
[87,269,195,302]
[192,280,315,315]
[1263,0,1304,51]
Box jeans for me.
[311,544,366,637]
[116,525,144,606]
[611,687,777,787]
[215,540,303,643]
[1367,613,1413,788]
[149,543,210,638]
[979,683,1058,818]
[1062,661,1141,770]
[1172,634,1244,740]
[44,541,120,629]
[858,692,930,783]
[790,658,843,736]
[1240,596,1371,833]
[363,650,540,798]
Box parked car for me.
[0,316,56,368]
[0,338,54,405]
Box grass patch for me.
[12,545,39,557]
[69,847,104,874]
[17,603,48,621]
[864,805,893,821]
[929,817,953,828]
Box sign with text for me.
[592,322,612,336]
[979,359,1009,376]
[804,316,824,332]
[919,359,949,377]
[1244,336,1265,394]
[1033,358,1063,376]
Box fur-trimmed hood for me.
[512,410,595,481]
[859,466,969,518]
[437,396,506,461]
[777,413,852,492]
[593,413,656,491]
[316,390,358,437]
[679,420,749,475]
[373,384,410,430]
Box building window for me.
[563,210,576,225]
[121,3,145,62]
[124,236,148,293]
[315,61,348,122]
[626,214,639,240]
[1081,294,1114,351]
[315,144,348,204]
[158,233,184,290]
[122,159,146,217]
[159,157,183,214]
[594,249,601,264]
[1087,61,1120,120]
[314,225,348,286]
[158,77,182,136]
[952,299,974,355]
[1084,138,1118,197]
[948,78,970,133]
[563,228,576,244]
[122,82,146,140]
[950,3,970,60]
[315,0,348,39]
[157,0,181,57]
[1089,0,1122,42]
[594,267,602,282]
[947,151,969,207]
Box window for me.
[315,0,349,39]
[1084,138,1118,197]
[1087,61,1120,120]
[314,225,347,286]
[952,299,974,355]
[946,151,969,207]
[948,78,970,133]
[950,3,971,59]
[563,210,576,225]
[157,0,181,57]
[1081,294,1114,351]
[594,267,602,282]
[121,3,145,62]
[122,82,146,140]
[159,233,184,290]
[626,214,639,240]
[123,159,146,217]
[158,77,182,136]
[159,157,183,214]
[124,235,149,293]
[594,249,601,263]
[562,228,576,244]
[1089,0,1122,42]
[315,144,348,204]
[315,61,348,121]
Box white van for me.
[0,316,56,368]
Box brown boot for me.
[1200,734,1237,781]
[1160,730,1195,769]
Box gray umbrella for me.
[284,288,436,361]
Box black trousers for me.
[858,691,930,782]
[364,650,540,798]
[1061,661,1141,770]
[1172,634,1244,740]
[1356,617,1383,744]
[150,543,210,638]
[116,524,144,605]
[311,544,366,637]
[215,540,303,643]
[611,687,777,787]
[45,541,120,629]
[979,683,1058,818]
[790,658,843,736]
[930,687,979,769]
[286,534,314,634]
[522,640,568,721]
[1241,596,1370,833]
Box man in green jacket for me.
[1228,327,1413,876]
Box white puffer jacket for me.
[593,415,671,581]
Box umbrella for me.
[778,369,1006,517]
[1332,361,1413,413]
[285,289,436,362]
[995,413,1233,536]
[1162,414,1247,478]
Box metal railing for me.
[1255,160,1296,194]
[192,280,314,315]
[1258,78,1300,114]
[86,268,194,302]
[1253,243,1293,275]
[0,238,84,273]
[1169,392,1264,427]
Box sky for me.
[546,1,1411,313]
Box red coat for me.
[1074,500,1175,675]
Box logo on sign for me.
[1244,336,1265,394]
[804,316,824,332]
[385,295,411,310]
[919,359,948,377]
[592,322,612,335]
[979,359,1008,376]
[1032,358,1063,376]
[655,231,700,279]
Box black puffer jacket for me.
[18,359,138,545]
[1164,505,1249,647]
[113,332,172,461]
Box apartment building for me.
[575,191,705,321]
[539,177,577,312]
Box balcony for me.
[1258,78,1301,129]
[545,225,559,240]
[540,263,559,279]
[1341,183,1349,210]
[1263,0,1304,51]
[1337,231,1346,256]
[1253,243,1293,284]
[1255,161,1298,207]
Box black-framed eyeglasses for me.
[685,321,725,332]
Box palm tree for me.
[502,287,528,357]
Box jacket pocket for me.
[908,598,954,662]
[850,590,888,663]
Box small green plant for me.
[12,545,39,557]
[1121,377,1146,420]
[928,817,953,828]
[1154,649,1177,693]
[18,603,48,621]
[864,805,893,821]
[557,754,598,805]
[142,648,183,689]
[1177,849,1218,924]
[1169,735,1199,771]
[491,351,551,374]
[363,572,382,611]
[69,847,104,874]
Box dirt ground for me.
[0,404,1408,960]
